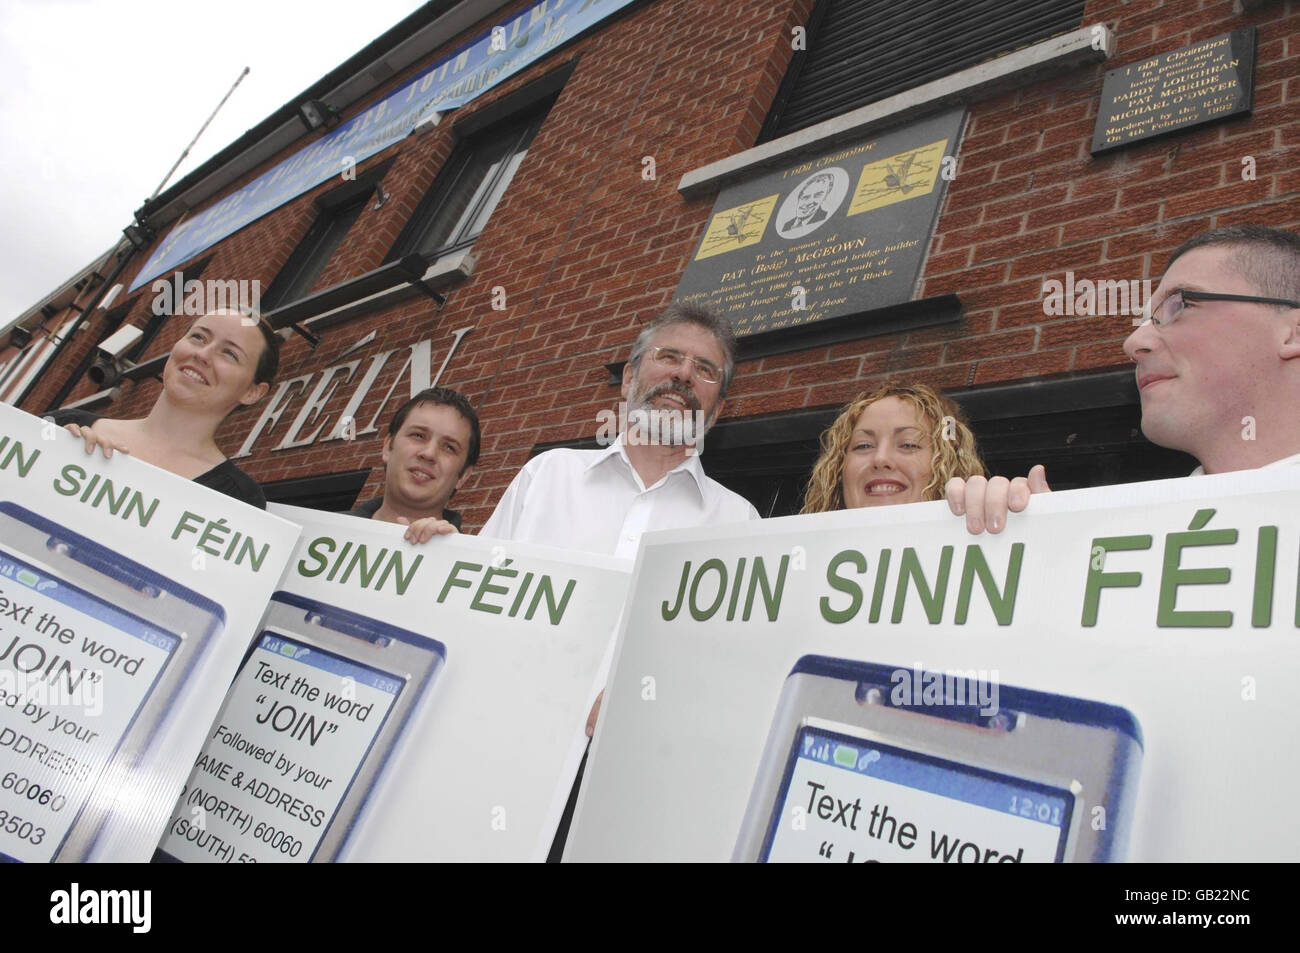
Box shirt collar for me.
[586,432,709,499]
[1189,450,1300,475]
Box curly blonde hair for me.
[802,382,986,513]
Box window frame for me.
[385,62,576,267]
[261,160,395,312]
[759,0,1087,142]
[387,101,553,266]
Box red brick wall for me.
[17,0,1299,530]
[912,0,1299,391]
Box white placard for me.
[0,403,299,861]
[157,505,630,862]
[567,468,1300,862]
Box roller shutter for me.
[762,0,1087,141]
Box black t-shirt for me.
[51,409,267,510]
[348,495,463,530]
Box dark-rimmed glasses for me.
[1139,289,1300,329]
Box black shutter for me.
[762,0,1086,141]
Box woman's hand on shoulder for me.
[63,422,130,460]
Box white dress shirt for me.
[480,434,761,558]
[1188,450,1300,475]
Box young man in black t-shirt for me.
[348,386,480,541]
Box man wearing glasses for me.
[480,301,760,558]
[949,224,1300,532]
[481,303,760,810]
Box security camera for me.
[97,324,143,360]
[88,325,143,388]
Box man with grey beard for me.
[482,304,759,859]
[480,301,759,559]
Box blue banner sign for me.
[130,0,638,291]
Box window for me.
[762,0,1086,141]
[261,191,371,311]
[0,344,39,401]
[391,100,553,263]
[1,316,79,406]
[261,469,373,512]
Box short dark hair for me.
[628,302,737,396]
[1166,225,1300,303]
[387,386,481,469]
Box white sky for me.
[0,0,427,321]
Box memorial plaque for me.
[1091,28,1256,155]
[674,107,965,339]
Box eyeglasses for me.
[1139,289,1300,329]
[644,345,723,384]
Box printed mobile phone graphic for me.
[733,655,1143,863]
[0,502,224,862]
[156,593,444,863]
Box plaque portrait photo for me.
[776,167,850,239]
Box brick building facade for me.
[5,0,1298,524]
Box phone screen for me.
[0,549,181,862]
[762,724,1073,863]
[158,631,405,863]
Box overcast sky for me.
[0,0,426,321]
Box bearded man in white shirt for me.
[480,302,761,557]
[484,304,760,858]
[948,224,1300,533]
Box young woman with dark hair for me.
[55,309,281,509]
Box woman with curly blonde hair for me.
[802,381,986,513]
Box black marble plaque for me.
[1091,28,1256,155]
[674,107,965,339]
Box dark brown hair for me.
[387,386,481,469]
